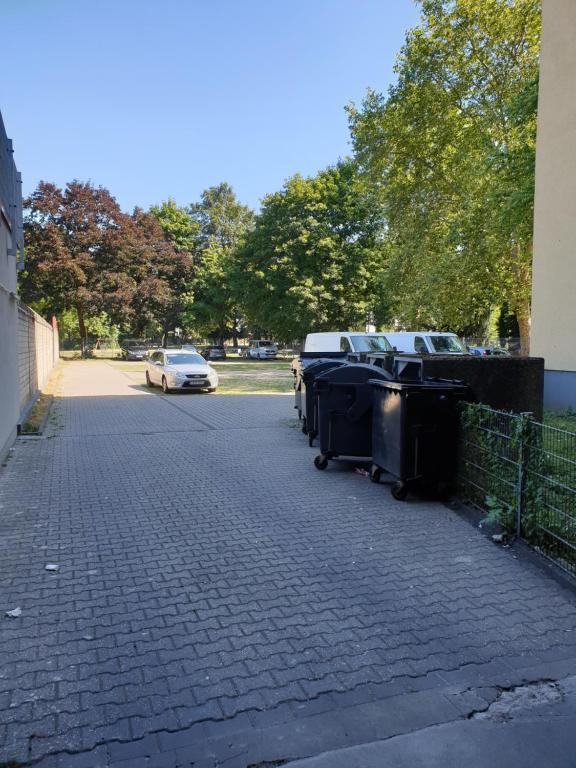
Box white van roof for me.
[304,331,391,353]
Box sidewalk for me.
[1,360,576,767]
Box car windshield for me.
[166,353,205,365]
[259,341,275,347]
[350,335,393,352]
[429,335,466,353]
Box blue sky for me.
[2,0,420,212]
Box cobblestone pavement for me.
[1,360,576,767]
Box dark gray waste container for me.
[292,352,347,420]
[313,364,393,470]
[369,379,471,500]
[301,359,349,445]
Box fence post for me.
[516,412,533,540]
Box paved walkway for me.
[1,360,576,767]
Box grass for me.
[215,376,293,395]
[103,358,294,395]
[20,364,63,434]
[543,409,576,433]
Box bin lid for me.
[368,378,469,393]
[316,363,393,385]
[302,359,348,380]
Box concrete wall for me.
[18,303,59,414]
[531,0,576,408]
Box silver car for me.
[145,349,219,393]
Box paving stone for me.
[2,360,576,766]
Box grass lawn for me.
[544,409,576,433]
[103,358,294,394]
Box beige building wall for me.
[531,0,576,406]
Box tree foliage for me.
[184,183,254,341]
[347,0,540,350]
[21,181,192,349]
[236,161,384,341]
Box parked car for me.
[246,340,279,359]
[145,349,218,393]
[202,345,227,360]
[121,340,149,360]
[468,345,511,357]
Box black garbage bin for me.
[301,359,348,444]
[313,364,393,470]
[292,352,347,422]
[369,379,471,500]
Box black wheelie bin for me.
[369,379,471,500]
[292,353,346,422]
[313,364,393,470]
[301,359,349,445]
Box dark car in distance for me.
[202,345,227,360]
[121,340,149,360]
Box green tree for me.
[150,198,199,255]
[185,183,254,343]
[236,161,385,342]
[347,0,540,351]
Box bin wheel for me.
[314,455,329,471]
[370,465,382,484]
[391,481,408,501]
[308,432,315,447]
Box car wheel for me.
[162,376,171,394]
[145,371,153,388]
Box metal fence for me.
[458,403,576,576]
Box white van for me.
[303,332,394,354]
[384,332,467,355]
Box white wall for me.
[531,0,576,406]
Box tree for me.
[21,181,133,354]
[150,198,199,255]
[185,183,254,343]
[347,0,540,352]
[22,181,193,351]
[236,161,385,342]
[127,208,193,344]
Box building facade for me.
[531,0,576,408]
[0,110,24,462]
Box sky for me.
[2,0,421,213]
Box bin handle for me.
[346,399,372,423]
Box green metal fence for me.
[458,403,576,576]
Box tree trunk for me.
[516,302,531,356]
[76,304,88,358]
